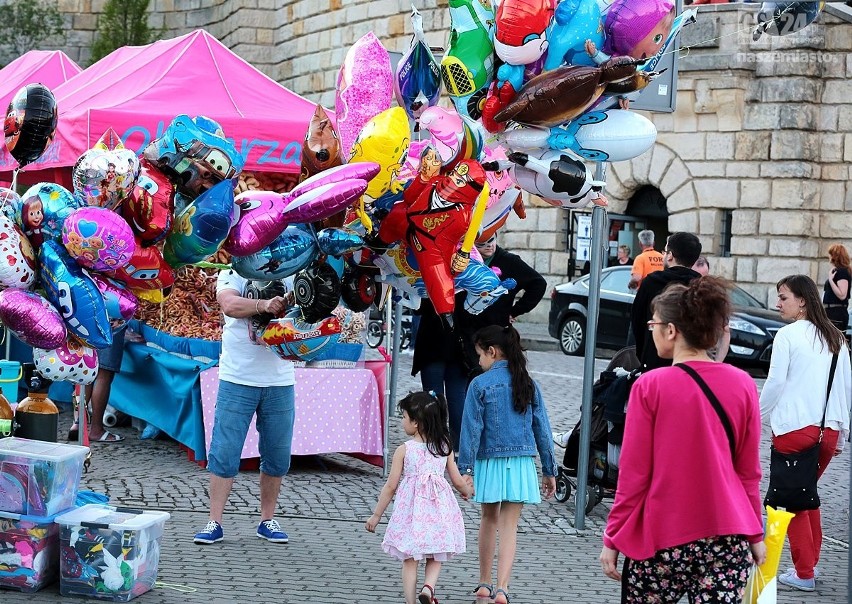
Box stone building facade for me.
[43,1,852,322]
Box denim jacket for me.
[458,360,558,477]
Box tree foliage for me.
[90,0,161,65]
[0,0,66,62]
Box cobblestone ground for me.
[3,348,848,603]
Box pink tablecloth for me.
[200,364,387,466]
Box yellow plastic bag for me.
[744,505,795,604]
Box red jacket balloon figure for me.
[375,159,487,321]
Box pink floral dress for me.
[382,440,466,561]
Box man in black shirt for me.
[630,232,702,370]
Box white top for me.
[759,320,851,438]
[216,270,295,387]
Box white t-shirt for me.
[216,270,295,387]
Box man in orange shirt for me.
[628,229,664,290]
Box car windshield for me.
[579,268,633,296]
[731,286,764,309]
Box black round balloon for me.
[293,262,341,323]
[754,1,824,40]
[4,84,58,167]
[340,265,377,312]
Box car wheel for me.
[559,315,585,356]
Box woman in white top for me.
[760,274,851,592]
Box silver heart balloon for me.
[72,129,141,210]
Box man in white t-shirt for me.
[194,269,296,545]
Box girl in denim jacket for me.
[458,325,558,604]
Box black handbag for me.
[764,353,839,512]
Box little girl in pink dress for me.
[366,391,472,604]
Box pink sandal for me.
[418,583,438,604]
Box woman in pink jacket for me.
[600,276,766,602]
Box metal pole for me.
[383,293,403,478]
[574,163,608,530]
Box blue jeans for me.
[419,361,468,451]
[98,326,127,373]
[207,380,295,478]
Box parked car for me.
[547,265,788,369]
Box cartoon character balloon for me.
[62,206,136,271]
[0,288,66,350]
[300,104,343,181]
[544,0,604,69]
[15,182,79,250]
[509,149,605,208]
[105,240,174,291]
[123,159,175,245]
[90,274,138,323]
[259,310,341,362]
[395,7,442,121]
[348,107,411,201]
[39,240,112,349]
[753,1,825,40]
[494,0,555,67]
[0,214,37,289]
[223,190,290,257]
[4,84,58,167]
[232,225,318,281]
[72,128,141,209]
[0,187,21,221]
[419,106,484,172]
[163,178,235,268]
[33,337,99,385]
[601,0,675,61]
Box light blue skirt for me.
[473,456,541,504]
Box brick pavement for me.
[3,347,848,602]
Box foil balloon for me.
[38,240,112,349]
[494,58,642,127]
[283,180,368,225]
[3,83,58,167]
[244,279,291,344]
[293,262,342,323]
[419,106,484,172]
[300,105,343,181]
[335,32,394,159]
[510,149,605,208]
[260,309,341,362]
[0,214,37,289]
[33,337,99,386]
[395,7,442,121]
[61,206,136,271]
[753,1,825,40]
[348,106,411,201]
[163,178,236,268]
[289,162,381,200]
[441,0,496,119]
[122,159,175,245]
[72,128,141,209]
[453,259,517,315]
[340,264,377,312]
[479,188,524,243]
[316,227,364,257]
[0,288,66,349]
[143,114,244,199]
[232,225,317,281]
[90,274,138,323]
[544,0,604,69]
[104,239,174,291]
[494,0,555,67]
[17,182,79,249]
[601,0,675,61]
[0,187,21,221]
[223,190,290,257]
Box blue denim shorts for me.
[207,380,295,478]
[98,326,126,373]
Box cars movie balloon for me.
[90,274,138,323]
[163,178,235,268]
[300,104,343,181]
[123,159,175,245]
[259,309,341,362]
[143,114,244,199]
[232,225,317,281]
[17,182,79,249]
[33,337,98,385]
[0,214,37,289]
[347,107,410,201]
[72,128,141,209]
[62,206,136,271]
[0,288,66,350]
[753,1,825,40]
[105,237,174,291]
[4,83,58,167]
[39,240,112,349]
[223,190,290,257]
[335,32,394,159]
[395,7,442,121]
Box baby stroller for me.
[555,346,641,513]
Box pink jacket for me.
[603,361,764,560]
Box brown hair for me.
[651,276,731,350]
[777,274,845,355]
[828,244,850,270]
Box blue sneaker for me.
[256,519,288,543]
[193,520,223,544]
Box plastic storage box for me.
[55,504,170,601]
[0,438,89,517]
[0,509,63,592]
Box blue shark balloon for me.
[163,179,235,268]
[316,227,364,257]
[232,224,318,281]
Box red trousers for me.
[771,425,839,580]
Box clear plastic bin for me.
[55,504,170,601]
[0,508,65,592]
[0,437,89,516]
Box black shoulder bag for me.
[676,364,736,459]
[764,353,839,512]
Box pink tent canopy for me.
[3,30,319,174]
[0,50,82,110]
